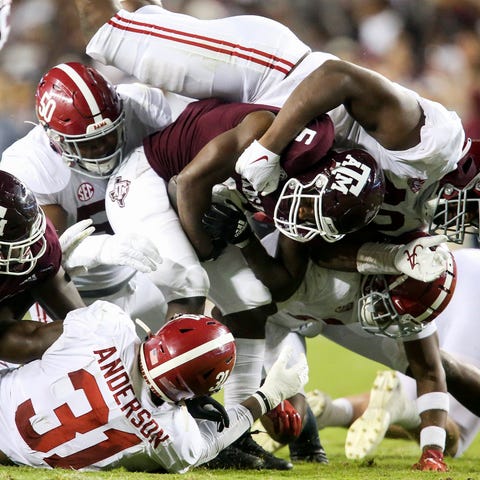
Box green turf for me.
[1,336,478,479]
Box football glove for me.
[62,231,162,275]
[357,234,449,282]
[393,235,449,282]
[185,395,230,432]
[235,140,281,196]
[264,399,302,442]
[256,346,309,414]
[412,449,448,472]
[202,200,253,248]
[59,220,96,276]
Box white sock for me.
[318,397,354,429]
[223,338,265,408]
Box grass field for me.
[1,335,479,480]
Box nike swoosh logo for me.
[251,155,269,164]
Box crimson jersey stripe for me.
[108,13,295,75]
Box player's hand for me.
[96,233,162,273]
[202,200,253,248]
[394,235,449,282]
[59,219,96,276]
[257,347,309,411]
[185,396,230,432]
[412,448,448,472]
[265,399,302,442]
[235,140,281,196]
[63,232,162,274]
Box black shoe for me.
[289,404,329,464]
[234,431,293,470]
[290,445,329,464]
[202,444,263,470]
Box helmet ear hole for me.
[139,314,236,403]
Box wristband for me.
[420,426,446,450]
[252,390,272,416]
[417,392,449,414]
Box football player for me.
[74,0,477,248]
[0,62,182,333]
[105,96,385,412]
[0,300,308,472]
[0,171,85,363]
[307,249,480,467]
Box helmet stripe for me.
[149,332,234,378]
[55,63,104,123]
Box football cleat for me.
[345,370,408,459]
[233,431,293,470]
[202,444,263,470]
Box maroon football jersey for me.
[144,98,335,217]
[0,218,62,304]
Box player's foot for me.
[202,444,263,470]
[234,431,293,470]
[305,389,332,429]
[289,404,329,464]
[345,370,404,459]
[290,445,329,464]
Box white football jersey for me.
[0,301,252,472]
[0,83,172,293]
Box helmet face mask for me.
[0,172,47,276]
[274,149,385,243]
[35,62,126,179]
[358,250,456,338]
[139,314,236,403]
[429,138,480,244]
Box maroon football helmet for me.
[274,148,385,242]
[428,138,480,244]
[0,171,47,275]
[358,249,456,338]
[35,62,125,178]
[139,314,236,403]
[0,0,11,51]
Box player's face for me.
[77,130,119,160]
[297,197,315,223]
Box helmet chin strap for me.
[135,318,153,338]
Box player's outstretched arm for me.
[254,59,423,156]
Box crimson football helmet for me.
[35,62,125,178]
[139,313,236,403]
[428,138,480,244]
[358,249,456,338]
[0,171,47,276]
[274,149,385,242]
[0,0,11,51]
